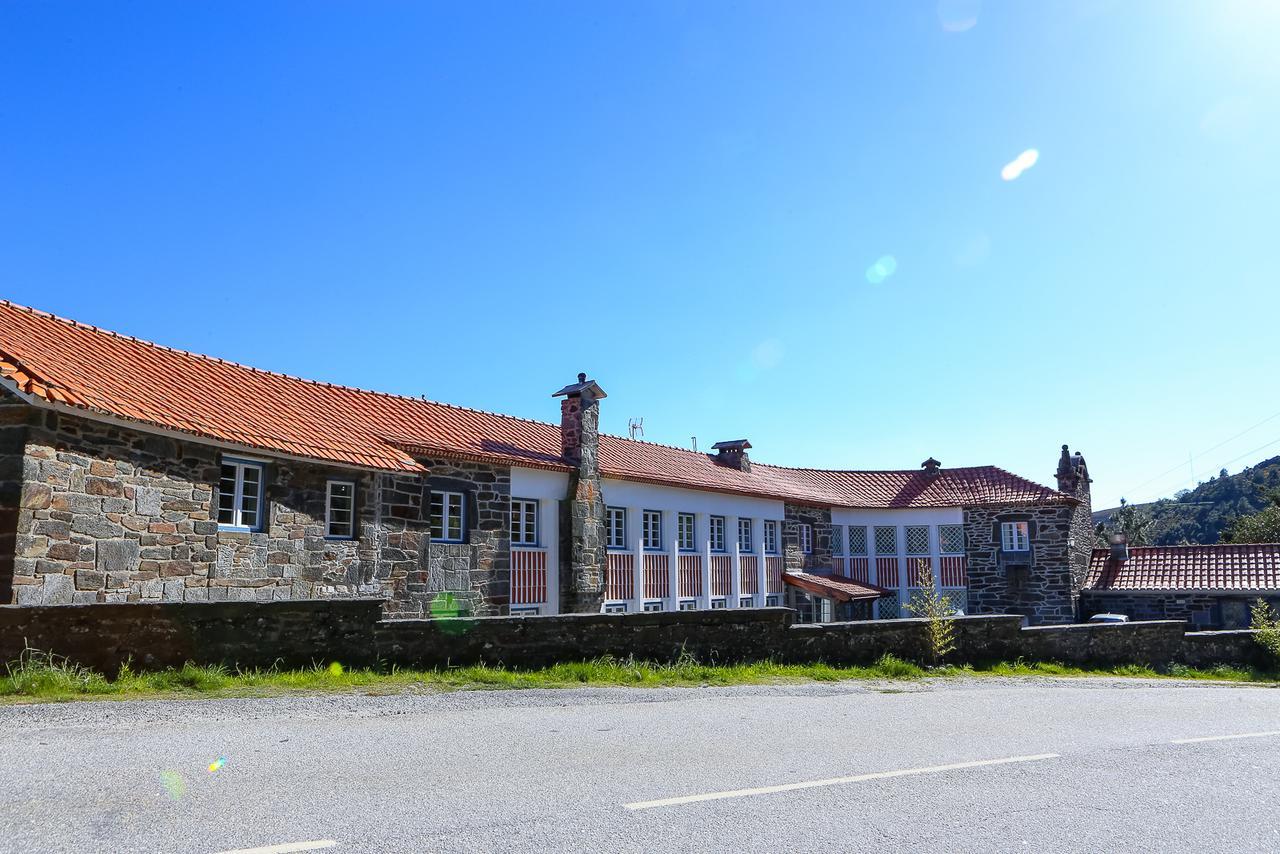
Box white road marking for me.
[623,753,1061,811]
[1171,730,1280,745]
[213,841,338,854]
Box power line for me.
[1128,433,1280,504]
[1118,406,1280,499]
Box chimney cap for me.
[551,373,607,399]
[711,439,752,451]
[921,457,941,471]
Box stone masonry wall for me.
[783,503,833,573]
[0,391,27,605]
[1080,590,1280,630]
[964,503,1079,625]
[7,403,398,606]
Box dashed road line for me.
[623,753,1061,810]
[1171,730,1280,745]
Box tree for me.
[907,560,957,666]
[1223,506,1280,544]
[1096,498,1154,546]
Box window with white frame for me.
[738,518,753,552]
[874,525,898,555]
[831,525,845,556]
[677,512,696,551]
[1001,521,1030,552]
[642,510,662,550]
[800,523,813,554]
[765,594,780,607]
[430,491,465,542]
[710,598,727,609]
[678,599,698,611]
[905,525,930,555]
[511,498,538,546]
[739,596,754,608]
[643,600,664,612]
[940,524,965,554]
[606,506,627,550]
[848,526,868,555]
[217,458,265,531]
[764,520,779,554]
[325,479,355,539]
[604,602,628,614]
[710,516,726,552]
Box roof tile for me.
[1085,545,1280,592]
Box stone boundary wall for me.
[0,602,1269,674]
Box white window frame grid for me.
[800,523,813,554]
[677,512,696,551]
[874,525,898,555]
[642,510,663,551]
[511,498,538,547]
[831,525,845,556]
[606,506,627,550]
[1001,521,1030,552]
[710,516,726,552]
[431,490,466,543]
[764,520,779,554]
[738,518,753,552]
[218,458,265,532]
[848,526,868,556]
[905,525,930,556]
[325,479,355,539]
[939,524,966,555]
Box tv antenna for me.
[628,418,644,440]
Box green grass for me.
[1,648,1276,704]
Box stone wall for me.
[404,457,511,618]
[5,402,406,607]
[1081,589,1280,630]
[963,503,1079,624]
[783,503,832,572]
[4,601,1271,675]
[0,392,26,605]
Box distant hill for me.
[1093,456,1280,545]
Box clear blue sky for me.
[2,1,1278,509]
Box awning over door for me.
[783,572,889,602]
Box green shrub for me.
[1250,599,1280,662]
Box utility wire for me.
[1128,433,1280,505]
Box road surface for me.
[2,677,1279,853]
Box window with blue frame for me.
[218,458,265,531]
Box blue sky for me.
[2,1,1277,509]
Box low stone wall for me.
[0,602,1272,675]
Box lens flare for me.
[865,255,898,284]
[1001,148,1039,181]
[208,756,227,773]
[159,770,186,800]
[937,0,980,32]
[328,661,344,676]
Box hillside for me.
[1093,456,1280,545]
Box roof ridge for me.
[0,298,567,432]
[1111,543,1280,550]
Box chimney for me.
[552,372,607,467]
[712,439,752,472]
[921,457,941,477]
[1055,444,1090,496]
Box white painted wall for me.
[509,468,569,615]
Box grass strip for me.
[1,648,1275,704]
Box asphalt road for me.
[2,678,1279,853]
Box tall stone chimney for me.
[712,439,752,472]
[1055,444,1094,619]
[921,457,941,477]
[552,373,607,613]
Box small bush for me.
[1251,599,1280,662]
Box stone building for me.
[1081,543,1280,629]
[1,300,1090,623]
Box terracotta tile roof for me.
[0,299,1073,508]
[783,572,889,602]
[1085,545,1280,592]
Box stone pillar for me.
[554,374,608,614]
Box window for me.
[800,523,812,554]
[606,506,627,550]
[1001,521,1030,552]
[604,602,628,614]
[677,512,696,551]
[874,525,898,555]
[940,524,965,554]
[738,518,753,552]
[848,526,868,555]
[765,594,780,607]
[906,525,930,555]
[710,598,727,609]
[710,516,726,552]
[764,520,779,554]
[217,458,265,531]
[643,600,664,612]
[325,480,355,539]
[510,606,540,616]
[831,525,845,556]
[643,510,663,550]
[739,596,754,608]
[511,498,538,546]
[430,491,465,542]
[678,599,698,611]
